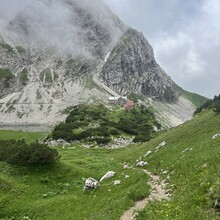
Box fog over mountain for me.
[0,0,205,127]
[0,0,124,56]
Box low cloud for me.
[0,0,124,57]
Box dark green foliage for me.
[95,137,111,145]
[194,94,220,114]
[15,46,26,54]
[52,104,159,144]
[132,135,151,143]
[0,68,15,88]
[19,68,29,85]
[0,43,14,53]
[0,68,14,80]
[39,68,53,83]
[0,139,59,166]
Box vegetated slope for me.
[134,110,220,219]
[0,109,220,219]
[51,104,160,144]
[0,133,151,220]
[194,94,220,114]
[174,84,208,108]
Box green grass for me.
[136,110,220,219]
[0,68,14,80]
[0,145,150,220]
[174,83,208,107]
[1,110,220,219]
[0,130,48,143]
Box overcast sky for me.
[104,0,220,98]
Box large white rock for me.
[136,161,148,167]
[100,171,115,182]
[212,133,220,139]
[83,177,100,191]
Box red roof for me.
[124,100,134,110]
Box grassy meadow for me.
[0,110,220,219]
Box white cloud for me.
[105,0,220,98]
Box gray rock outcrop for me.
[102,28,179,102]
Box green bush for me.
[132,135,151,143]
[19,68,29,85]
[95,137,111,145]
[0,139,60,166]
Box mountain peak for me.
[102,28,178,102]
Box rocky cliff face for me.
[102,28,178,102]
[0,0,200,126]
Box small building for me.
[108,97,119,105]
[124,100,134,110]
[118,96,128,105]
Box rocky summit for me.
[0,0,206,126]
[102,28,178,103]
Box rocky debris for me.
[202,163,208,169]
[155,141,166,151]
[45,138,70,147]
[136,161,148,167]
[143,150,153,158]
[122,162,132,169]
[100,137,134,149]
[181,147,193,154]
[113,180,121,185]
[212,133,220,139]
[100,171,115,182]
[83,177,100,191]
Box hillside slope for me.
[132,110,220,219]
[0,0,206,127]
[1,110,220,219]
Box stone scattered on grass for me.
[181,147,192,154]
[113,180,121,185]
[212,133,220,139]
[45,138,70,147]
[136,161,148,167]
[156,141,166,150]
[100,171,115,182]
[143,150,153,158]
[83,177,99,191]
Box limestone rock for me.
[136,161,148,167]
[212,133,220,139]
[113,180,121,185]
[100,171,115,182]
[102,28,179,102]
[83,177,99,191]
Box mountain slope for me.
[102,28,178,103]
[0,0,206,127]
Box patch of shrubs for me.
[194,94,220,114]
[95,137,111,145]
[132,135,151,143]
[52,104,160,144]
[0,139,60,166]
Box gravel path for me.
[120,170,169,220]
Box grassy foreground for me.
[0,110,220,219]
[0,133,150,219]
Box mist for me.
[0,0,123,57]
